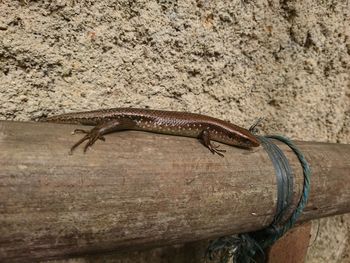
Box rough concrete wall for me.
[0,0,349,262]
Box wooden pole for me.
[266,222,312,263]
[0,121,349,262]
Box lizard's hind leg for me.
[69,118,136,154]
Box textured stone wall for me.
[0,0,349,262]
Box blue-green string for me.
[263,135,311,243]
[257,136,294,226]
[206,135,311,263]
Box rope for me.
[258,136,294,226]
[206,135,311,263]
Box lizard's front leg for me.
[199,129,226,157]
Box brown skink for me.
[45,108,260,156]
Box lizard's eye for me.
[243,138,254,147]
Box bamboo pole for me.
[0,121,349,262]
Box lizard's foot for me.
[208,142,226,157]
[70,127,105,154]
